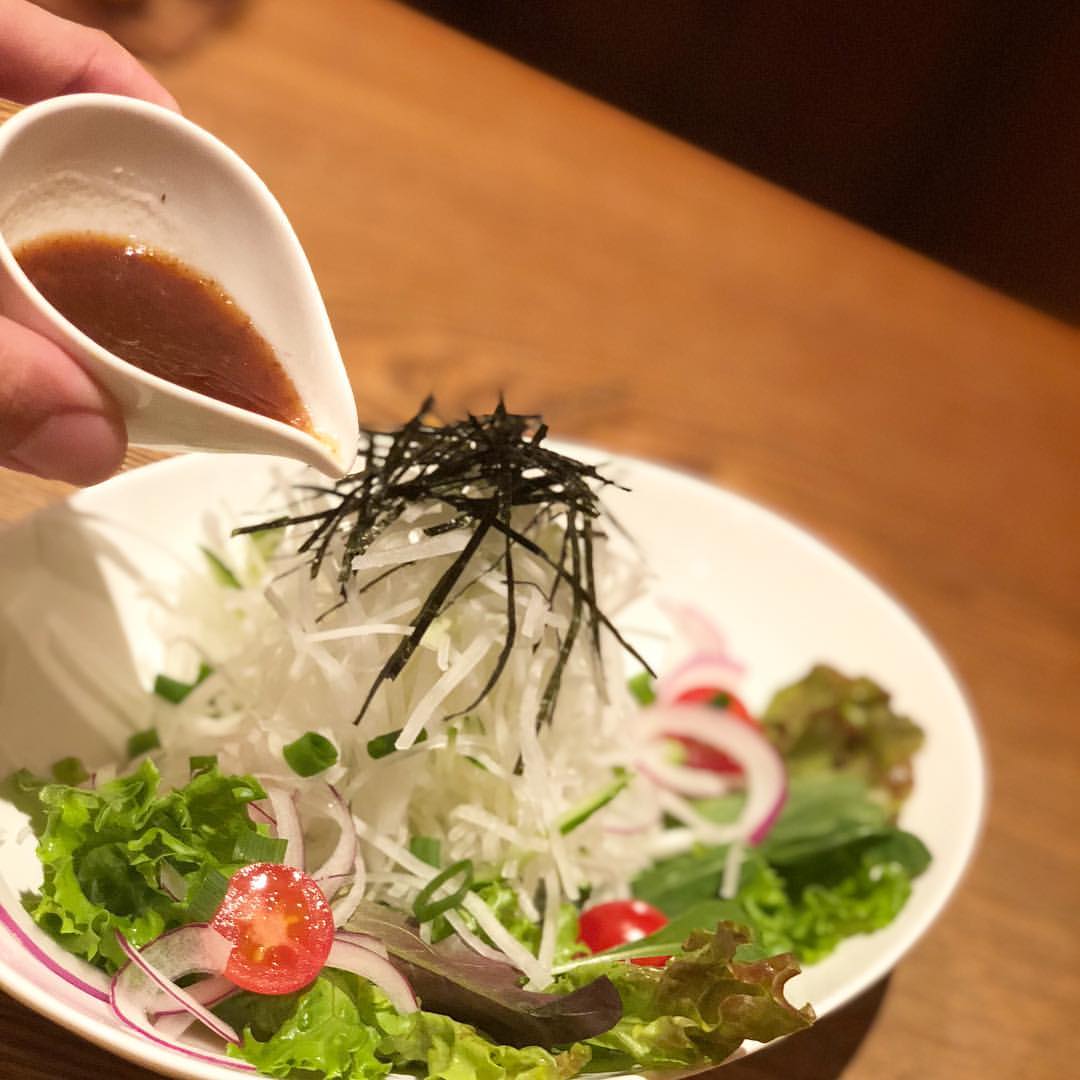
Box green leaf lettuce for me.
[223,972,589,1080]
[762,664,924,807]
[23,759,268,969]
[632,774,930,964]
[558,922,813,1070]
[224,921,811,1079]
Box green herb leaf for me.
[632,844,742,914]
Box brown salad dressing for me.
[15,232,312,433]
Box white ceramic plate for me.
[0,448,986,1079]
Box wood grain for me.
[1,1,1079,1078]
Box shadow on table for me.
[715,977,891,1079]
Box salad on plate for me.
[1,400,931,1079]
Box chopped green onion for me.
[710,690,731,708]
[628,670,656,705]
[283,732,339,777]
[126,727,160,759]
[248,526,284,561]
[367,728,427,759]
[201,546,242,589]
[413,859,474,923]
[189,754,218,776]
[409,836,441,868]
[558,767,630,835]
[50,757,88,786]
[185,867,231,921]
[233,831,288,865]
[154,662,213,704]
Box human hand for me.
[0,0,178,485]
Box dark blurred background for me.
[406,1,1080,325]
[35,1,1080,324]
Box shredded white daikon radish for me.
[142,460,743,986]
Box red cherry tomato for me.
[671,687,757,774]
[210,863,334,995]
[578,899,670,967]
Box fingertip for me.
[0,316,127,486]
[69,26,180,112]
[0,2,179,112]
[5,408,128,486]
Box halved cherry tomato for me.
[670,687,757,774]
[578,899,670,967]
[210,863,334,995]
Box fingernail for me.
[7,409,126,486]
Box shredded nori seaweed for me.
[234,397,653,725]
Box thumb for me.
[0,315,126,485]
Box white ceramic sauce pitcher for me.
[0,94,358,477]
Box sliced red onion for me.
[651,790,744,849]
[311,785,357,882]
[602,820,652,836]
[331,929,388,959]
[318,871,352,892]
[327,936,417,1014]
[601,792,662,836]
[112,925,238,1046]
[158,862,188,902]
[247,800,276,828]
[154,975,239,1040]
[153,972,237,1017]
[646,825,706,859]
[641,703,788,844]
[658,599,733,657]
[655,651,746,705]
[0,898,109,1002]
[264,785,304,869]
[110,1005,254,1072]
[636,754,731,799]
[329,860,368,928]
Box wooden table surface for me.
[2,1,1079,1077]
